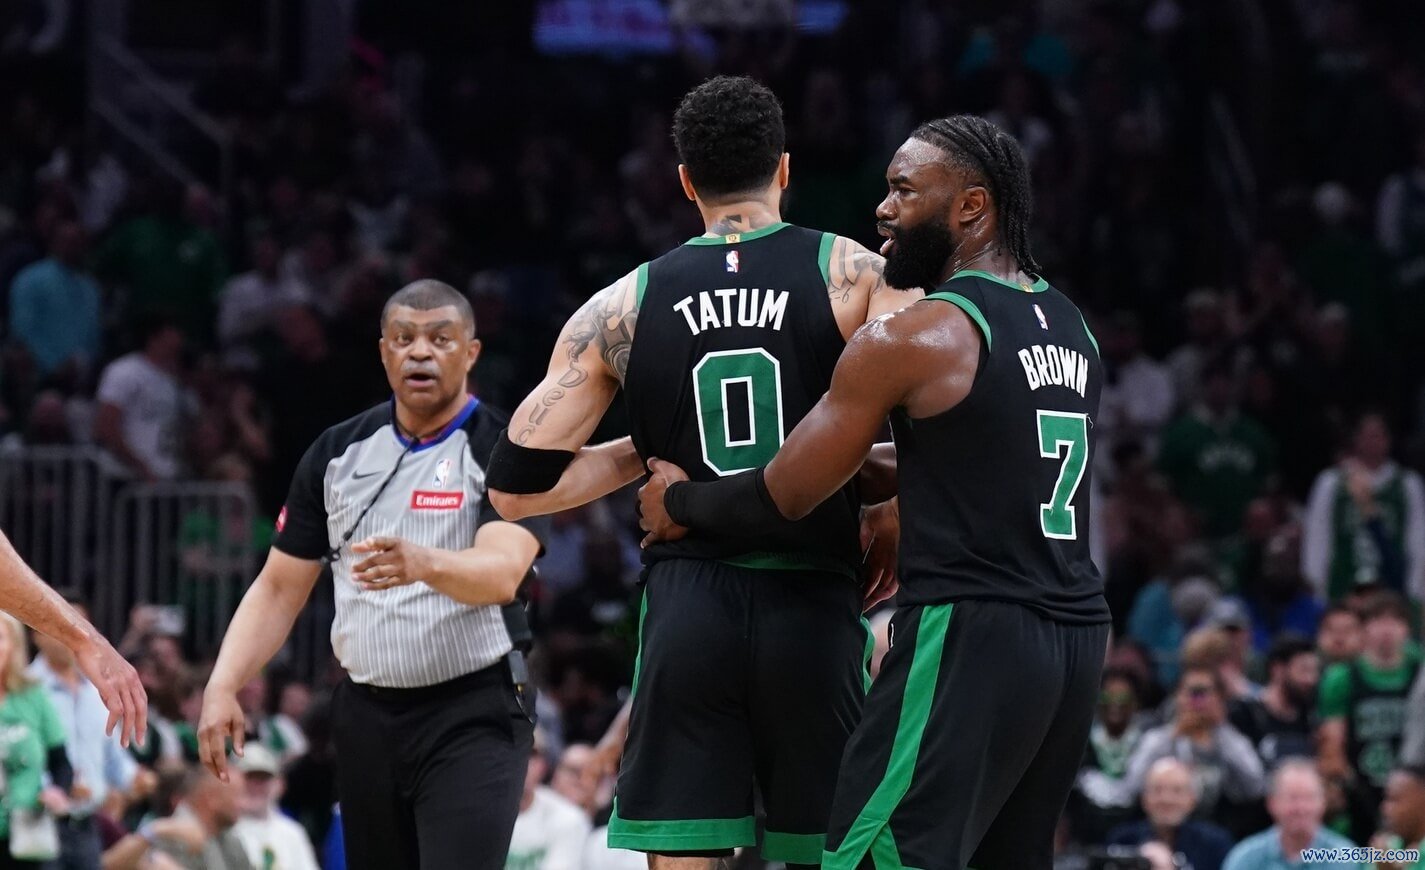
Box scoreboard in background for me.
[533,0,849,57]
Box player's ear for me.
[958,185,989,226]
[466,338,482,373]
[777,152,790,189]
[677,165,698,203]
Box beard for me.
[1285,682,1317,711]
[883,216,956,291]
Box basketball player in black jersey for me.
[485,77,913,869]
[639,116,1112,869]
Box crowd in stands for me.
[1,0,1425,866]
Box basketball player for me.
[486,76,912,868]
[639,116,1111,870]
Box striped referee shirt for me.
[272,396,546,688]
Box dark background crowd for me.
[1,0,1424,867]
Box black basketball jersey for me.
[891,271,1110,624]
[624,222,860,578]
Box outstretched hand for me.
[637,458,690,548]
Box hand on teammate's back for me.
[638,458,690,548]
[860,499,901,611]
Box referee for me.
[198,281,546,870]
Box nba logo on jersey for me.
[726,251,739,273]
[1034,304,1048,330]
[434,458,452,488]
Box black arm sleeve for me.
[485,429,575,494]
[664,468,789,537]
[47,745,74,791]
[271,437,334,560]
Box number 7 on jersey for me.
[1036,410,1089,540]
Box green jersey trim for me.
[606,806,756,851]
[634,262,650,308]
[950,268,1049,293]
[764,831,827,864]
[818,232,836,287]
[923,291,992,352]
[685,221,791,246]
[1079,311,1100,357]
[719,550,857,581]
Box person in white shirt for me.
[230,745,320,870]
[1302,411,1425,602]
[94,320,192,481]
[1098,311,1176,482]
[505,732,591,870]
[217,232,310,370]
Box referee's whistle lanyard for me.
[322,402,536,724]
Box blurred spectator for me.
[1375,126,1425,292]
[1374,765,1425,867]
[1167,290,1232,414]
[1120,666,1266,830]
[1242,527,1325,654]
[1229,635,1319,772]
[1107,757,1234,870]
[0,614,72,868]
[1129,552,1223,688]
[1073,668,1151,841]
[216,231,309,371]
[1158,361,1278,539]
[1221,760,1358,870]
[505,731,592,870]
[93,319,192,481]
[1318,590,1420,842]
[1104,442,1194,631]
[230,745,319,870]
[7,218,100,380]
[548,743,607,819]
[1100,311,1177,469]
[28,593,142,869]
[278,230,344,320]
[271,683,311,764]
[1303,412,1425,602]
[1200,603,1263,701]
[147,766,253,870]
[1318,603,1365,667]
[94,182,227,339]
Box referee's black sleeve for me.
[272,437,333,560]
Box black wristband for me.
[486,429,576,494]
[664,467,787,536]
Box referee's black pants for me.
[332,663,534,870]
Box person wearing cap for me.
[230,745,319,870]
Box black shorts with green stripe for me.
[608,557,871,865]
[823,599,1109,870]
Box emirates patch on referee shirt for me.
[411,491,464,510]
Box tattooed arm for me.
[824,236,923,341]
[489,270,644,519]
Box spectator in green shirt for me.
[1319,591,1420,843]
[94,181,228,341]
[0,613,73,865]
[1159,360,1278,538]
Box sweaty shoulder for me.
[837,297,981,418]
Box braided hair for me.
[910,115,1041,276]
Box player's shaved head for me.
[381,280,476,337]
